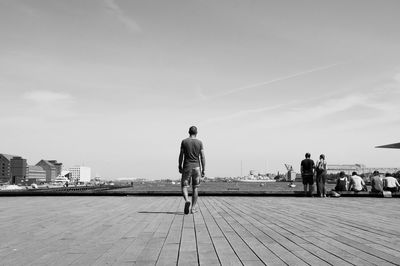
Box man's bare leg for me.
[182,186,191,214]
[182,186,189,202]
[191,186,198,212]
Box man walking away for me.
[301,153,315,197]
[179,126,205,214]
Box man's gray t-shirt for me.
[181,138,203,169]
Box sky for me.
[1,0,400,179]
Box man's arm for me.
[178,146,184,173]
[200,149,206,177]
[300,162,303,175]
[348,178,354,190]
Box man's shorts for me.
[181,167,201,188]
[302,175,314,185]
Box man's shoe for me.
[184,201,191,215]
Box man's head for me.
[188,126,198,136]
[320,154,325,160]
[339,171,345,177]
[352,171,357,176]
[305,153,311,158]
[373,170,379,176]
[385,173,391,177]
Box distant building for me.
[26,165,46,184]
[327,164,399,176]
[47,160,63,177]
[69,166,91,183]
[327,164,366,175]
[0,154,19,184]
[36,160,59,183]
[10,157,27,184]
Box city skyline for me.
[1,0,400,179]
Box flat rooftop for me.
[1,197,399,265]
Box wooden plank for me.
[178,214,198,265]
[233,197,396,264]
[1,196,400,266]
[250,198,400,265]
[199,199,242,265]
[206,198,265,264]
[193,204,220,266]
[214,197,331,266]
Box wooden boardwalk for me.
[0,197,399,266]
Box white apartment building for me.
[69,166,91,183]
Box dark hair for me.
[189,126,198,135]
[305,153,311,158]
[339,171,345,177]
[352,171,357,176]
[385,173,391,177]
[320,154,325,160]
[373,170,379,175]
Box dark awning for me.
[375,142,400,149]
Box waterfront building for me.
[47,160,63,177]
[26,165,46,184]
[0,153,19,184]
[69,166,91,183]
[10,157,27,184]
[326,164,366,175]
[327,164,399,176]
[36,160,58,183]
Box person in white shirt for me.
[383,173,400,193]
[348,172,367,192]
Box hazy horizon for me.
[1,0,400,179]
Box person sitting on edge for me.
[370,170,383,193]
[301,153,315,197]
[178,126,205,214]
[383,173,400,193]
[334,171,348,192]
[348,172,367,192]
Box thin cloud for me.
[210,62,345,99]
[201,102,294,125]
[23,90,73,103]
[21,90,76,119]
[104,0,141,33]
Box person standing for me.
[315,154,327,197]
[178,126,205,214]
[301,153,315,197]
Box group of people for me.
[335,170,400,193]
[300,153,328,197]
[178,127,399,215]
[301,152,400,197]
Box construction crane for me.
[284,164,296,181]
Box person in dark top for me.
[178,126,205,214]
[370,170,383,193]
[334,171,349,192]
[315,154,327,197]
[301,153,315,196]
